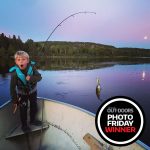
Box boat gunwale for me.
[0,100,10,109]
[38,96,95,117]
[0,97,150,150]
[0,97,95,116]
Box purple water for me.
[0,63,150,146]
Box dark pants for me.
[19,91,37,126]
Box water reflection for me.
[142,71,146,80]
[1,56,150,75]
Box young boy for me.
[10,51,42,132]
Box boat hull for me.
[0,98,146,150]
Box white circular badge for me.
[95,97,145,146]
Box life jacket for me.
[9,61,35,85]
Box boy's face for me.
[15,56,29,70]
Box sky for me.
[0,0,150,49]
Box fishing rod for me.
[41,11,96,53]
[38,11,96,150]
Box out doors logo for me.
[95,97,145,146]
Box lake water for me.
[0,62,150,146]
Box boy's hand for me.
[26,75,31,81]
[13,104,17,114]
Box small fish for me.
[96,77,101,100]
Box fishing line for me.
[38,11,96,150]
[40,11,96,54]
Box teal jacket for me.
[9,62,42,104]
[9,61,35,85]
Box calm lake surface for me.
[0,62,150,146]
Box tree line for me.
[0,33,43,57]
[0,33,150,58]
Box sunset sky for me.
[0,0,150,48]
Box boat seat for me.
[83,133,113,150]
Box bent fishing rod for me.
[41,11,96,53]
[38,11,96,150]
